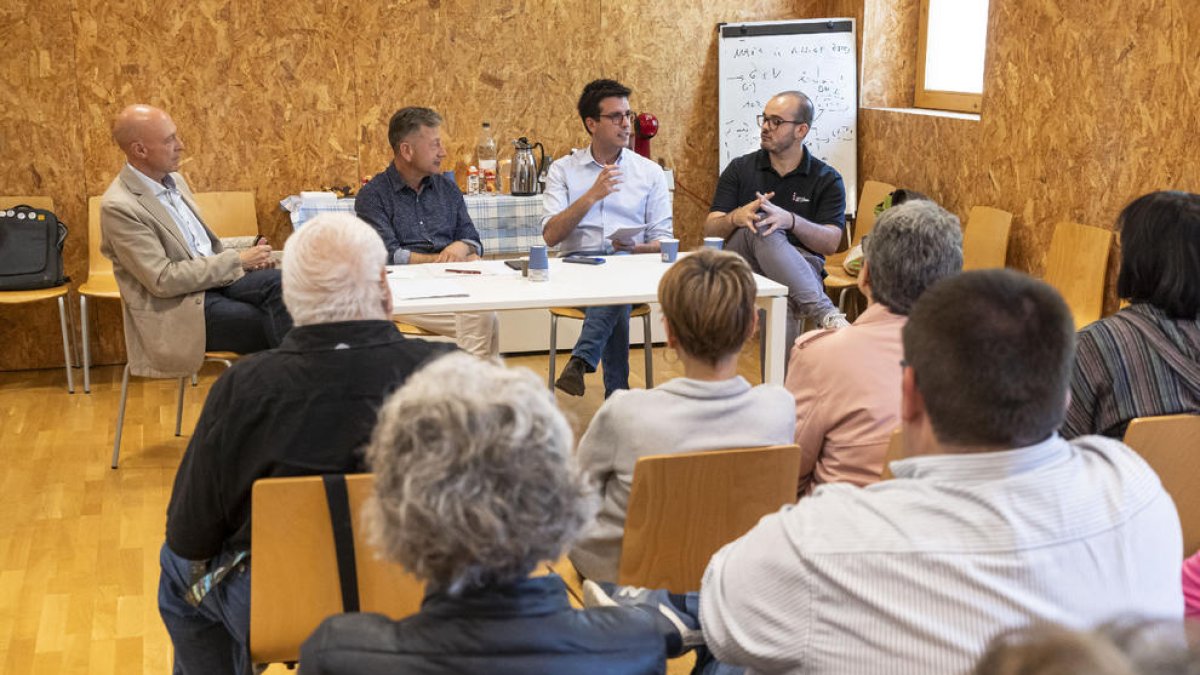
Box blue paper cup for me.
[660,238,679,262]
[703,236,724,250]
[528,245,549,281]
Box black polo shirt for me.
[710,147,846,258]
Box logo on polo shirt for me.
[792,193,810,204]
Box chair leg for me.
[56,296,75,394]
[641,311,653,388]
[112,364,131,469]
[759,308,767,383]
[191,373,198,387]
[175,377,186,436]
[81,296,91,394]
[548,313,559,390]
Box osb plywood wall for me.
[842,0,1199,308]
[1,0,813,372]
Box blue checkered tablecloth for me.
[281,194,547,256]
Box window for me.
[916,0,990,113]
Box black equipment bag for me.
[0,204,68,290]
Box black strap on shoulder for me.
[321,474,361,613]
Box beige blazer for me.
[99,165,243,378]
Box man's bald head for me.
[112,104,166,150]
[112,104,184,180]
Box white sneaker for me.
[819,311,851,329]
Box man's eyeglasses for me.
[757,115,805,130]
[597,111,635,124]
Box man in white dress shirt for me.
[591,269,1183,674]
[542,79,673,398]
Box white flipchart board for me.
[718,19,859,213]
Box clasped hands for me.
[731,191,796,237]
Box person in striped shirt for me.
[1063,190,1200,439]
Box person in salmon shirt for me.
[786,198,963,496]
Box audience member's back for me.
[787,198,962,495]
[1063,190,1200,439]
[698,270,1183,675]
[570,249,795,583]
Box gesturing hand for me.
[585,165,623,203]
[754,192,794,237]
[730,192,771,231]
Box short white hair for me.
[282,213,389,326]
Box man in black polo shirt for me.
[356,106,499,357]
[706,90,849,351]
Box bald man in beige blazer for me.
[100,105,292,378]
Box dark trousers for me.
[204,269,292,354]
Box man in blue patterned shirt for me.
[357,107,498,357]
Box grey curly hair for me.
[364,352,597,595]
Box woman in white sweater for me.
[569,248,796,583]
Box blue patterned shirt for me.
[355,164,482,264]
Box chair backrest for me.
[962,206,1013,270]
[618,445,802,593]
[850,180,897,246]
[1123,415,1200,557]
[85,196,114,277]
[1043,221,1113,329]
[0,196,55,212]
[250,473,424,665]
[880,428,905,479]
[192,191,258,238]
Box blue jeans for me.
[158,544,254,675]
[572,303,632,398]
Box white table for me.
[388,254,790,385]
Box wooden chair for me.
[192,190,258,238]
[393,319,439,337]
[880,428,904,479]
[1043,221,1113,329]
[824,180,896,313]
[547,304,654,389]
[0,196,76,393]
[250,473,424,667]
[962,206,1012,270]
[1123,415,1200,556]
[618,444,802,593]
[79,196,122,393]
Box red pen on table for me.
[444,268,481,275]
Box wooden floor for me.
[0,342,763,674]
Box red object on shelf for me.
[633,112,658,158]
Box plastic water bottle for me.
[476,123,499,194]
[467,166,481,195]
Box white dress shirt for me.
[699,434,1183,675]
[541,146,672,254]
[128,164,214,258]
